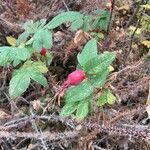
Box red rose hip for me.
[40,47,47,56]
[66,69,85,86]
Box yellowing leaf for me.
[108,65,114,72]
[129,26,142,35]
[6,36,16,46]
[96,89,116,106]
[141,40,150,48]
[132,44,138,49]
[141,4,150,9]
[32,62,48,73]
[106,2,112,9]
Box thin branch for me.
[0,130,79,141]
[124,0,149,62]
[85,123,150,144]
[125,0,145,28]
[107,0,116,33]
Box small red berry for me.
[40,47,47,56]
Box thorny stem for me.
[85,123,150,143]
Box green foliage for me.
[76,100,90,120]
[9,61,48,98]
[60,39,116,120]
[60,102,78,117]
[65,80,94,103]
[96,89,116,106]
[33,29,53,51]
[0,10,114,120]
[77,38,97,67]
[92,9,110,31]
[0,46,30,67]
[45,11,84,31]
[84,52,116,75]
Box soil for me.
[0,0,150,150]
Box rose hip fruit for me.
[56,69,86,102]
[66,69,85,86]
[40,47,47,56]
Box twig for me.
[106,106,146,125]
[62,0,69,11]
[124,0,149,62]
[107,0,116,33]
[0,130,79,141]
[0,114,75,131]
[85,123,150,144]
[125,0,145,28]
[146,80,150,105]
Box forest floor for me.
[0,0,150,150]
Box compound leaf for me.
[84,52,116,75]
[66,80,94,102]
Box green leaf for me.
[9,71,30,97]
[32,61,48,73]
[45,11,84,30]
[14,47,30,60]
[90,32,104,40]
[84,52,116,75]
[40,29,53,49]
[39,19,47,28]
[76,100,90,120]
[16,31,30,45]
[98,18,109,31]
[92,9,110,31]
[32,38,42,52]
[0,47,12,66]
[30,72,48,87]
[33,29,53,51]
[9,61,48,97]
[95,9,109,18]
[70,18,84,31]
[107,90,116,104]
[45,51,53,65]
[82,15,93,32]
[60,102,78,117]
[66,80,94,102]
[96,89,116,106]
[88,69,109,87]
[22,20,39,33]
[0,46,31,67]
[17,19,47,46]
[77,38,97,68]
[92,18,100,29]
